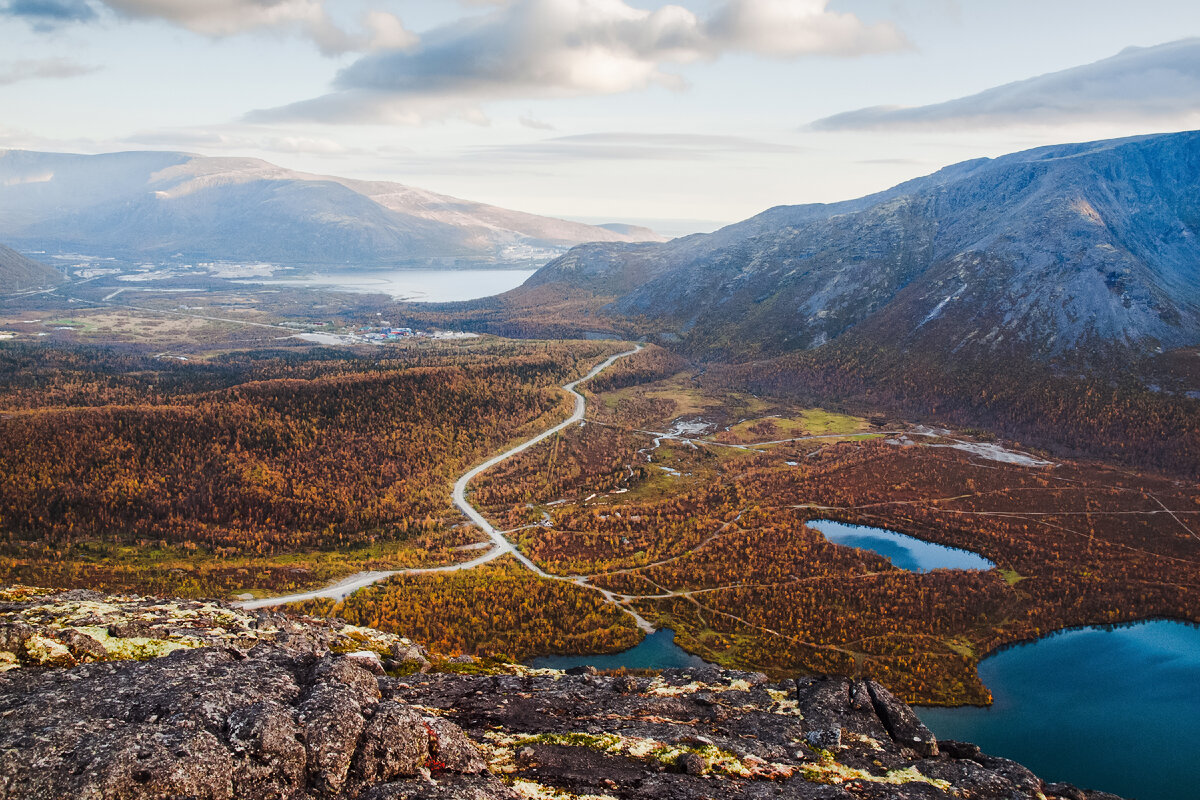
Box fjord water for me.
[242,267,538,302]
[919,621,1200,800]
[529,629,708,671]
[808,520,996,572]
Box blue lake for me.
[809,519,996,572]
[528,629,708,671]
[239,267,537,302]
[919,620,1200,800]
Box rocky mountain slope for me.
[0,150,661,268]
[0,586,1122,800]
[0,243,62,292]
[521,131,1200,360]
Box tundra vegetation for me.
[1,341,1197,705]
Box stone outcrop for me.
[0,644,492,799]
[0,587,1126,800]
[0,584,426,672]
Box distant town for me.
[291,322,480,346]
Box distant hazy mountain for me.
[523,131,1200,359]
[0,243,63,292]
[0,150,663,268]
[809,38,1200,132]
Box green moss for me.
[515,733,622,751]
[796,409,867,436]
[999,568,1026,585]
[946,638,978,659]
[427,656,512,675]
[384,661,423,678]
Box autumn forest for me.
[1,337,1198,705]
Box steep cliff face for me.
[524,131,1200,360]
[0,587,1122,800]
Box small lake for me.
[918,620,1200,800]
[809,519,996,572]
[238,268,537,302]
[528,629,708,671]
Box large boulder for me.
[866,679,940,757]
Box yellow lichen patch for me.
[483,731,624,775]
[644,677,707,697]
[37,600,125,624]
[23,634,74,666]
[881,766,953,789]
[72,626,196,660]
[493,727,953,792]
[800,758,952,791]
[642,676,765,702]
[766,688,803,716]
[486,730,791,781]
[0,651,18,672]
[510,778,619,800]
[842,732,885,752]
[0,586,54,602]
[336,624,406,653]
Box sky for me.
[2,0,1200,235]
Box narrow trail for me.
[239,345,655,632]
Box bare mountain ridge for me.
[0,150,661,267]
[523,131,1200,359]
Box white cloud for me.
[363,9,418,51]
[249,0,908,124]
[0,57,98,86]
[809,37,1200,131]
[122,126,370,157]
[519,114,556,131]
[706,0,911,58]
[479,131,804,161]
[11,0,418,56]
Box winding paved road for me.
[238,345,648,628]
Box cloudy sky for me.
[3,0,1200,234]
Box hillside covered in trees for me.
[0,338,621,596]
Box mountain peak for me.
[519,129,1200,360]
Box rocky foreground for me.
[0,587,1121,800]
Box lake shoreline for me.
[917,619,1200,800]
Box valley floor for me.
[0,327,1197,706]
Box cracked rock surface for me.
[0,646,490,800]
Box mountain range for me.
[520,130,1200,360]
[0,150,661,268]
